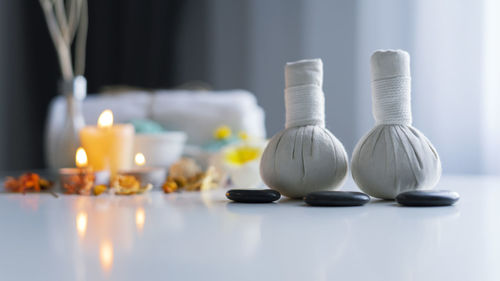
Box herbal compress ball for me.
[351,50,441,199]
[260,59,348,198]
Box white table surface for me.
[0,175,499,281]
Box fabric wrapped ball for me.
[261,125,348,198]
[351,125,441,199]
[260,59,348,198]
[351,50,441,199]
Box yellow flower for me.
[224,145,261,166]
[238,131,249,141]
[214,125,232,140]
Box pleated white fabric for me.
[351,50,441,199]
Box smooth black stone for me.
[304,191,370,206]
[396,190,460,206]
[226,189,281,203]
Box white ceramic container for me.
[134,132,187,168]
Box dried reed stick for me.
[39,0,88,80]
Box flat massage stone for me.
[226,189,281,203]
[396,190,460,206]
[304,191,370,206]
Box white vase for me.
[46,76,86,169]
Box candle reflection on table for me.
[100,240,114,273]
[76,211,87,238]
[58,193,157,278]
[135,207,145,233]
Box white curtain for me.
[194,0,500,175]
[355,0,500,175]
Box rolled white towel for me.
[151,89,266,145]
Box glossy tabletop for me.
[0,175,499,281]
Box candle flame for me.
[135,153,146,166]
[135,207,145,232]
[98,109,114,128]
[100,240,114,272]
[76,211,87,238]
[75,147,88,168]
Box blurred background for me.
[0,0,499,175]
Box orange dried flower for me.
[4,177,21,192]
[114,175,140,190]
[162,159,219,193]
[20,173,40,192]
[63,172,95,195]
[39,179,52,189]
[3,172,53,194]
[162,180,178,193]
[112,175,152,195]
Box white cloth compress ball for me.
[351,50,442,199]
[260,59,348,198]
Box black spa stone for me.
[226,189,281,203]
[304,191,370,206]
[396,190,460,206]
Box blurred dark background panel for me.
[0,0,193,170]
[0,0,60,171]
[85,0,186,91]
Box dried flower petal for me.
[39,179,53,189]
[20,173,40,192]
[3,173,53,194]
[163,159,220,192]
[169,158,201,180]
[162,180,178,193]
[63,171,95,195]
[112,175,151,195]
[94,185,107,196]
[4,177,20,192]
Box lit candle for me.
[135,152,146,167]
[75,147,88,168]
[117,152,166,188]
[59,147,95,195]
[80,109,135,177]
[59,147,110,194]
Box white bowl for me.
[134,132,187,168]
